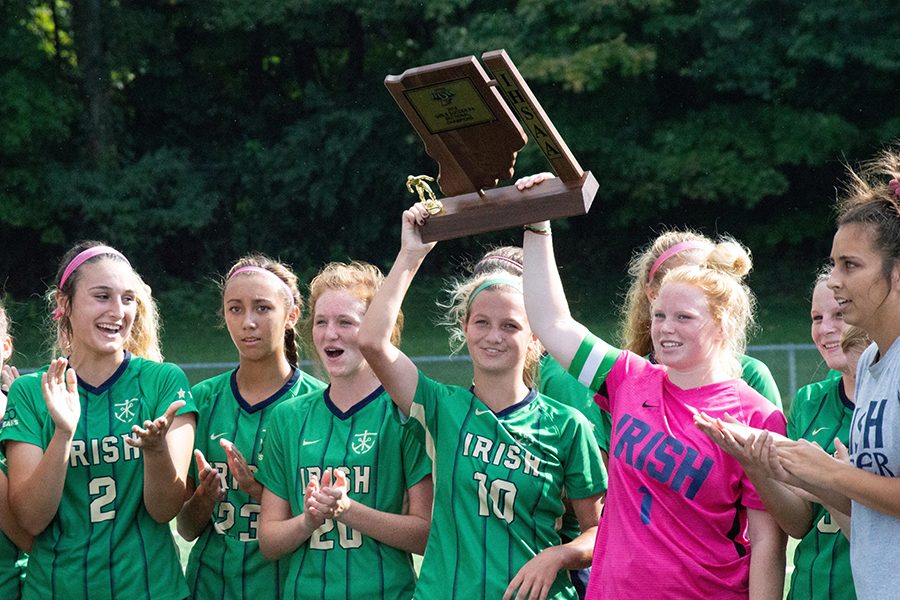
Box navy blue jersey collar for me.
[231,367,300,414]
[77,352,132,395]
[324,385,384,420]
[838,378,854,410]
[469,386,538,418]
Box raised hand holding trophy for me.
[385,49,598,242]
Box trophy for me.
[385,49,598,242]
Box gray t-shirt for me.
[849,338,900,600]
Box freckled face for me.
[650,282,723,371]
[312,289,369,380]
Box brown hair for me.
[50,241,162,361]
[224,254,304,367]
[836,147,900,283]
[840,325,871,356]
[471,246,524,277]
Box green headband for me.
[467,277,523,310]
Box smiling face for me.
[810,280,847,371]
[65,259,139,360]
[828,223,898,334]
[223,273,296,363]
[463,288,533,377]
[650,282,723,371]
[312,288,369,380]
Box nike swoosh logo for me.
[812,427,827,436]
[302,439,321,446]
[210,432,227,440]
[474,409,492,416]
[642,401,658,408]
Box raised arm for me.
[522,222,591,369]
[358,204,435,416]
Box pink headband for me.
[54,246,130,321]
[890,178,900,197]
[647,241,708,284]
[480,255,523,272]
[228,266,295,306]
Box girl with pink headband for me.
[521,213,788,599]
[177,254,325,599]
[0,240,198,599]
[515,174,781,473]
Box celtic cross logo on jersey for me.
[114,398,138,423]
[352,430,378,455]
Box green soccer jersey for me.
[785,376,856,600]
[409,372,606,600]
[256,385,431,600]
[0,353,197,600]
[185,367,325,600]
[537,354,610,541]
[0,451,25,599]
[740,354,782,409]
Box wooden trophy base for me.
[420,171,598,242]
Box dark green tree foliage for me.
[0,0,898,297]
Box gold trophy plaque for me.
[385,49,598,242]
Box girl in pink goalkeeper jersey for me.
[520,207,787,599]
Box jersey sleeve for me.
[187,379,214,484]
[786,386,811,440]
[561,410,608,499]
[400,419,431,488]
[566,332,622,395]
[409,370,457,441]
[0,374,47,449]
[740,355,782,409]
[255,408,290,501]
[740,406,788,510]
[151,362,198,418]
[539,354,613,452]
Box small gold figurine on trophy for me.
[406,175,444,215]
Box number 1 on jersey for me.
[638,485,652,525]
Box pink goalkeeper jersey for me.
[568,335,786,600]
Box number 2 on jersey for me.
[89,476,117,522]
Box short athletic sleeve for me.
[151,362,198,418]
[740,407,787,510]
[409,370,458,441]
[740,355,782,409]
[255,408,289,501]
[566,332,622,395]
[400,420,431,488]
[0,372,48,449]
